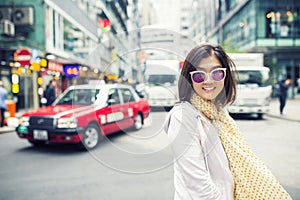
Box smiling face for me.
[192,53,225,101]
[179,44,237,105]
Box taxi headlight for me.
[57,118,78,128]
[19,117,30,126]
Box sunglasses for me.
[190,68,226,83]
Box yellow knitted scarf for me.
[190,92,292,200]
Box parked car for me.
[16,84,150,150]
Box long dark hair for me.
[178,43,237,106]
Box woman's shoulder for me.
[163,102,198,133]
[170,101,199,117]
[163,101,211,137]
[170,101,210,122]
[163,102,200,129]
[172,101,197,111]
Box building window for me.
[266,9,300,38]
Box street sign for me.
[14,49,31,66]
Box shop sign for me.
[40,58,47,67]
[48,61,63,72]
[32,62,41,71]
[12,84,19,93]
[14,49,31,66]
[64,65,80,77]
[107,74,118,80]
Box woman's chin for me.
[199,93,217,101]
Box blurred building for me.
[138,0,195,68]
[190,0,300,97]
[0,0,131,110]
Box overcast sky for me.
[151,0,181,32]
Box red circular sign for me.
[15,49,31,66]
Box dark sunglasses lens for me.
[192,72,206,83]
[212,69,225,81]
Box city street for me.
[1,0,300,199]
[0,111,299,200]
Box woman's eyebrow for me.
[195,65,222,71]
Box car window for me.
[56,89,100,105]
[55,90,74,105]
[120,88,135,103]
[108,89,121,104]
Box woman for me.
[164,43,292,199]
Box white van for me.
[227,54,272,119]
[143,60,180,109]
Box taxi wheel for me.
[133,113,143,130]
[81,124,101,150]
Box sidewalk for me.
[0,126,15,134]
[0,109,24,134]
[266,94,300,122]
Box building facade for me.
[0,0,131,110]
[190,0,300,97]
[138,0,196,63]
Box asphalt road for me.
[0,111,299,200]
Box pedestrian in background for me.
[278,78,291,116]
[0,81,8,127]
[164,43,292,199]
[44,80,56,106]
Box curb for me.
[0,127,16,134]
[266,114,300,123]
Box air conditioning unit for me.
[0,19,15,36]
[0,7,12,21]
[12,6,34,26]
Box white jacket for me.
[164,101,234,200]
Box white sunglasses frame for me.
[190,68,227,83]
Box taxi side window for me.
[75,90,93,105]
[120,88,135,103]
[108,89,121,105]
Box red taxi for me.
[16,84,150,150]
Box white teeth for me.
[203,87,214,91]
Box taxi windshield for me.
[55,89,100,105]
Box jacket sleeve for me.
[167,110,222,200]
[49,88,56,102]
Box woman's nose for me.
[204,74,214,83]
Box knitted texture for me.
[190,92,292,200]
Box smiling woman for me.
[164,43,292,200]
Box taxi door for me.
[119,88,136,128]
[99,88,125,134]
